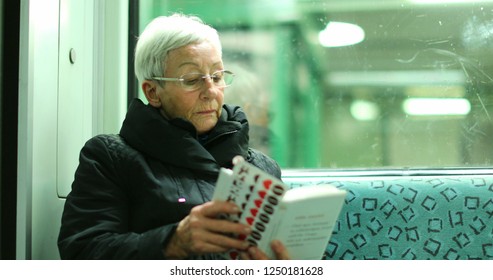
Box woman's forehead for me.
[166,42,223,71]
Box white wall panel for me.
[18,0,62,260]
[101,0,128,134]
[57,0,128,198]
[18,0,128,259]
[57,0,95,198]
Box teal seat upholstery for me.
[283,175,493,260]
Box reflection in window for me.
[137,0,493,169]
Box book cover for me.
[213,156,346,260]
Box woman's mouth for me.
[196,109,216,115]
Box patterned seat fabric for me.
[284,176,493,260]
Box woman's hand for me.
[241,240,291,260]
[163,201,252,259]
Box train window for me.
[136,0,493,169]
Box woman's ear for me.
[142,80,161,108]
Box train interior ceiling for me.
[1,0,493,259]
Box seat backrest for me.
[283,175,493,260]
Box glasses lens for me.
[212,70,234,88]
[179,71,235,91]
[180,73,203,91]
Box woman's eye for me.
[212,73,224,83]
[183,78,200,86]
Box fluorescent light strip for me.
[319,21,365,47]
[410,0,490,3]
[402,98,471,116]
[328,70,466,86]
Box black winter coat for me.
[57,99,281,259]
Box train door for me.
[15,0,128,259]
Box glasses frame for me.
[151,69,235,92]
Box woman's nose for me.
[203,75,216,88]
[200,78,218,99]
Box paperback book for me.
[213,156,347,260]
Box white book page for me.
[272,185,346,260]
[212,168,234,202]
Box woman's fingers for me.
[271,240,290,260]
[247,246,268,260]
[168,201,253,257]
[246,240,291,260]
[202,216,252,235]
[189,228,250,253]
[189,201,251,236]
[189,202,291,259]
[169,198,293,260]
[198,201,241,217]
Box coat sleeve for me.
[57,135,175,259]
[247,148,282,180]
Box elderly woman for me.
[57,14,288,260]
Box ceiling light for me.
[402,98,471,116]
[327,70,465,86]
[319,21,365,47]
[410,0,488,3]
[351,100,380,121]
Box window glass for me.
[137,0,493,169]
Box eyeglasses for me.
[151,70,235,92]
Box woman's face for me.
[150,41,225,135]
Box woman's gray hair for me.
[134,14,222,85]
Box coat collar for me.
[119,99,249,174]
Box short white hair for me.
[134,14,222,85]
